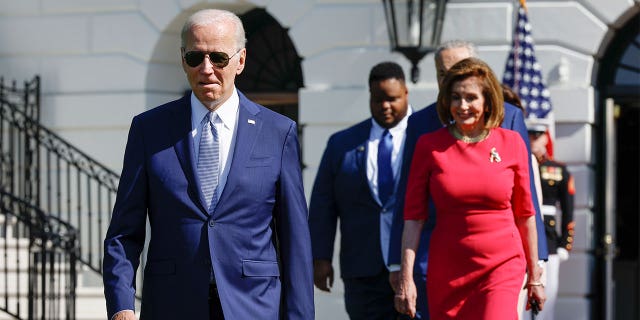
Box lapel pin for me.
[248,119,256,125]
[490,147,501,163]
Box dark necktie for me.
[377,129,393,205]
[198,112,220,213]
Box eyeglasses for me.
[182,49,241,68]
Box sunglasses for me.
[182,49,241,68]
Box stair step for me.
[0,297,29,320]
[76,290,107,320]
[0,243,78,272]
[74,285,144,320]
[0,238,126,319]
[0,285,112,319]
[0,296,73,319]
[0,238,30,247]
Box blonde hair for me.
[436,57,504,129]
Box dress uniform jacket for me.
[539,157,575,253]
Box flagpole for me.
[512,0,523,93]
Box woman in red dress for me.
[394,58,546,319]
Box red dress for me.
[404,127,534,319]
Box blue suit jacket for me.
[388,102,549,276]
[103,92,314,320]
[309,119,397,278]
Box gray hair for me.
[434,40,478,61]
[180,9,247,50]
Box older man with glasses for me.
[102,9,314,320]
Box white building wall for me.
[0,1,637,319]
[294,1,635,319]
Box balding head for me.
[434,40,478,88]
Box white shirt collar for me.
[190,88,239,130]
[369,105,413,139]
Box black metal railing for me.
[0,76,122,276]
[0,77,39,123]
[0,189,78,320]
[0,76,40,206]
[0,76,144,318]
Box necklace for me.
[449,126,490,143]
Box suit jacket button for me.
[209,220,215,227]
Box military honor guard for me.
[527,119,575,320]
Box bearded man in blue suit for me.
[389,40,549,318]
[103,9,313,320]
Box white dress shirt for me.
[366,107,412,272]
[191,89,240,205]
[366,107,412,204]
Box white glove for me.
[557,248,569,261]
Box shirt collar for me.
[190,88,239,129]
[370,105,413,138]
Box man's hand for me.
[394,275,417,318]
[313,259,334,292]
[389,271,400,292]
[112,310,136,320]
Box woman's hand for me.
[526,282,546,312]
[394,275,417,318]
[395,220,424,318]
[526,264,546,312]
[515,212,546,313]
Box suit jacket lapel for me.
[355,140,368,188]
[170,95,210,216]
[215,92,261,211]
[354,122,378,206]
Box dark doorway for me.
[237,8,303,124]
[613,99,640,319]
[596,12,640,320]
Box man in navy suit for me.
[102,9,313,320]
[389,40,549,318]
[309,62,412,320]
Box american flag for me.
[503,2,555,156]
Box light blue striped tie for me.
[198,112,220,213]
